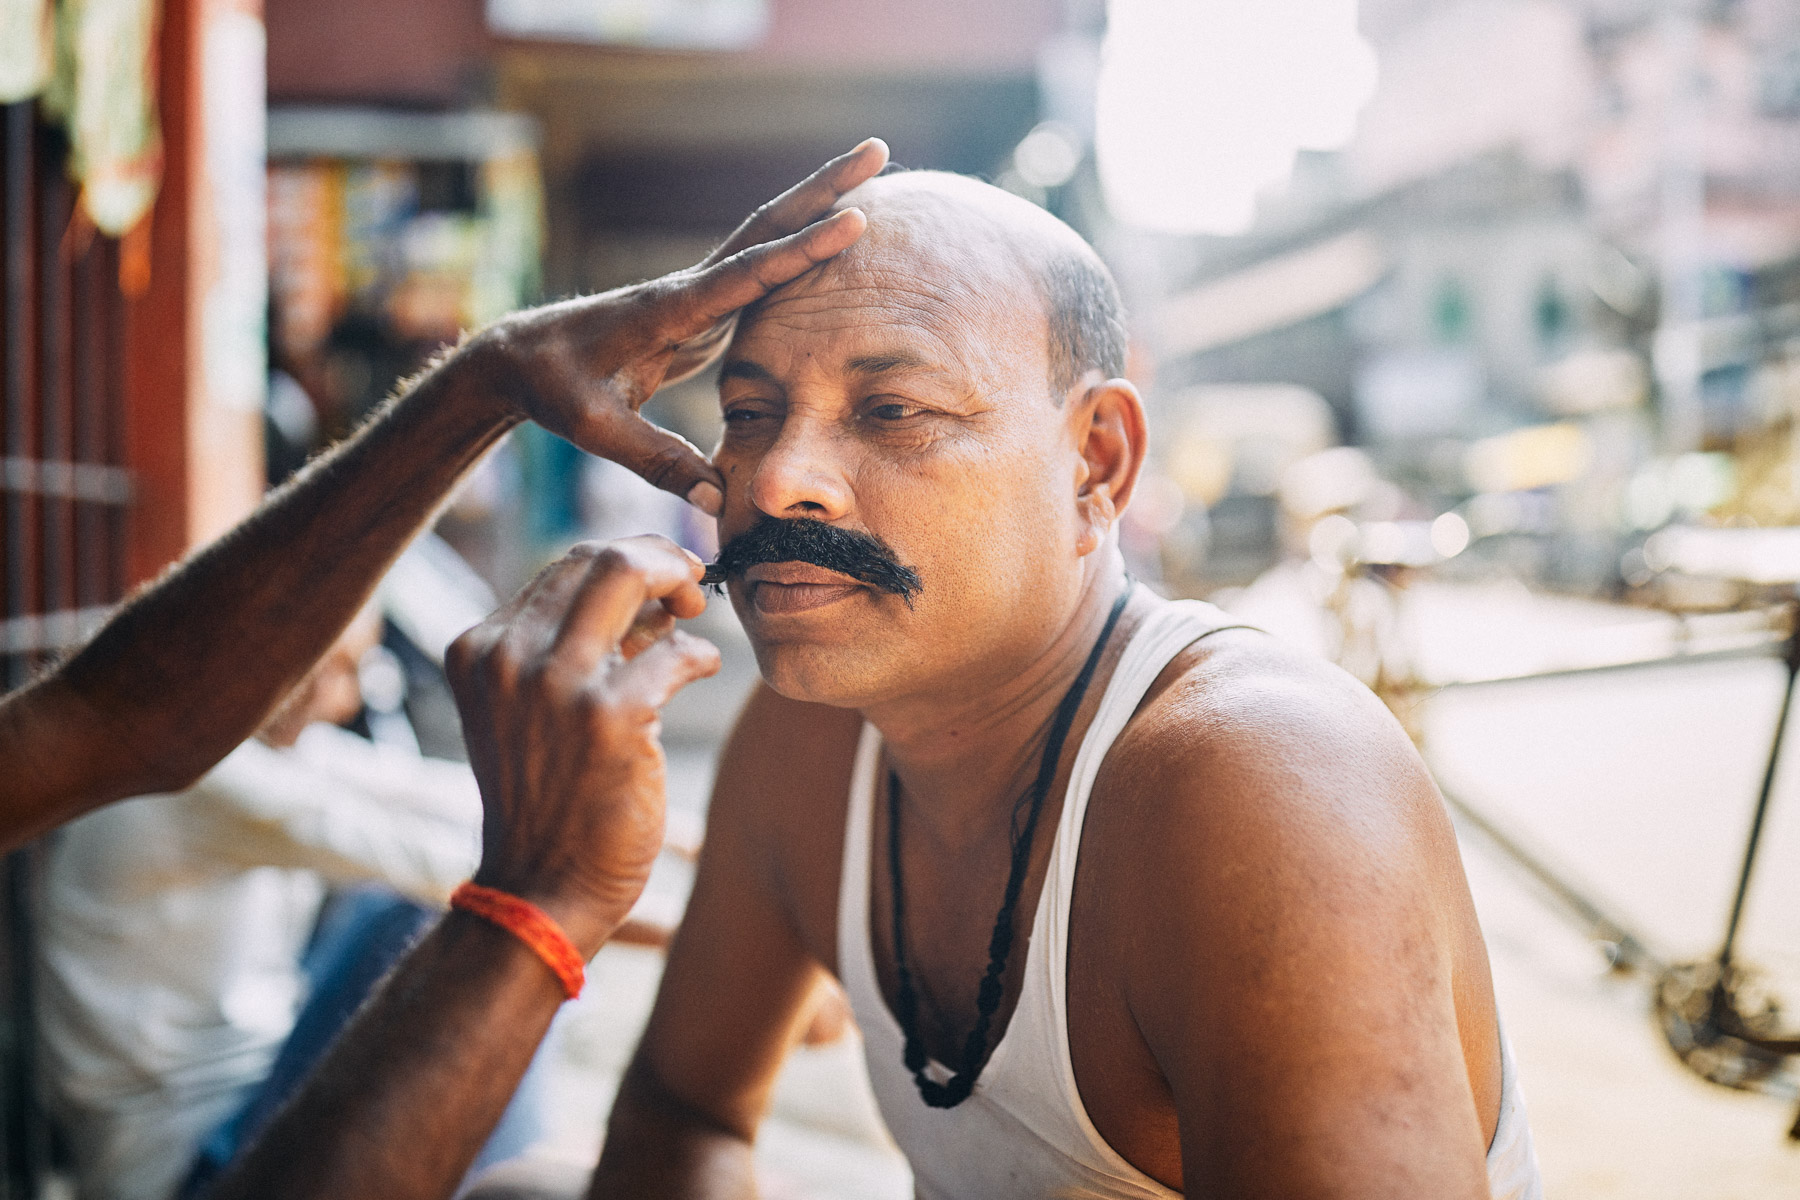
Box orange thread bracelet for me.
[450,882,586,1000]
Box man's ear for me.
[1068,376,1148,557]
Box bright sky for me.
[1095,0,1378,235]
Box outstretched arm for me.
[0,139,888,849]
[208,536,721,1200]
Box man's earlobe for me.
[1074,487,1117,557]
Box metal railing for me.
[2,98,136,1199]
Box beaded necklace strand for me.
[886,587,1131,1108]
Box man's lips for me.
[742,562,864,615]
[743,562,864,587]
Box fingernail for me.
[686,481,723,517]
[679,546,704,571]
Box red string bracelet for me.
[450,882,586,1000]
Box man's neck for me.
[859,558,1134,850]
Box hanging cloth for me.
[0,0,52,103]
[46,0,164,237]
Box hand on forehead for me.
[727,171,1124,404]
[727,172,1096,392]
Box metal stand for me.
[1654,615,1800,1128]
[1340,547,1800,1135]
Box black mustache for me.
[702,519,923,603]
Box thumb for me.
[576,409,724,515]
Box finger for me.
[548,537,707,677]
[676,208,868,335]
[704,138,888,267]
[605,628,722,713]
[618,601,677,660]
[447,549,597,679]
[569,409,724,514]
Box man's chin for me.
[749,641,895,711]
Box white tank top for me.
[836,598,1545,1200]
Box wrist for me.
[469,872,636,963]
[414,335,528,439]
[450,882,592,998]
[439,907,581,1004]
[444,318,550,428]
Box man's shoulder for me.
[1096,614,1448,871]
[1125,605,1399,751]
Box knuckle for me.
[635,443,691,491]
[564,539,610,567]
[446,626,503,690]
[444,630,481,681]
[482,639,528,693]
[588,543,631,576]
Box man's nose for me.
[747,415,854,521]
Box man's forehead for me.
[720,311,977,390]
[728,179,1054,381]
[725,277,1045,393]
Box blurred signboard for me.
[486,0,768,48]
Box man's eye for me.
[723,408,766,424]
[869,402,919,421]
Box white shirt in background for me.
[34,724,481,1200]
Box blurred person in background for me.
[584,170,1543,1200]
[34,599,549,1200]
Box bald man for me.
[586,172,1544,1200]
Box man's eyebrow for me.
[719,359,778,385]
[845,352,934,375]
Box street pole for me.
[1653,0,1707,454]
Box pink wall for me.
[267,0,1062,104]
[754,0,1059,70]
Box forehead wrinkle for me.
[735,258,1046,391]
[732,305,976,393]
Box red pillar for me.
[124,0,264,586]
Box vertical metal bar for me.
[1717,623,1800,967]
[73,225,103,608]
[0,95,40,1200]
[0,101,13,1200]
[104,235,127,601]
[4,103,35,691]
[39,123,72,638]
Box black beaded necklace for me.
[886,587,1131,1108]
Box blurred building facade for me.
[1119,0,1800,595]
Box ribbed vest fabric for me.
[835,598,1545,1200]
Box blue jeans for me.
[179,886,548,1196]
